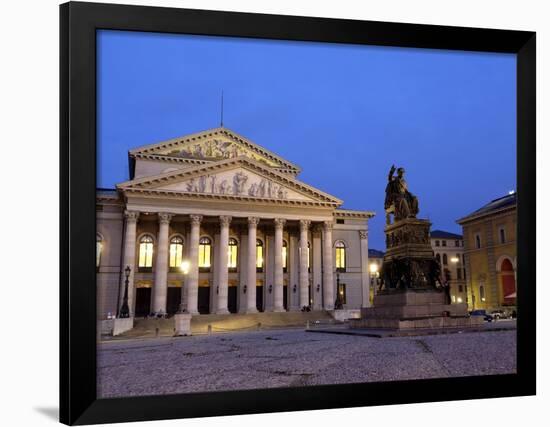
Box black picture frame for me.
[60,1,536,425]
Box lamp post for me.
[334,272,343,309]
[370,263,380,296]
[178,260,190,313]
[119,265,131,318]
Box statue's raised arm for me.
[388,164,396,182]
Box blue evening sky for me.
[97,30,516,250]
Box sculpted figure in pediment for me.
[219,180,229,194]
[186,178,197,192]
[248,183,258,196]
[258,179,267,197]
[198,175,207,193]
[233,172,248,195]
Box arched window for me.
[169,236,184,270]
[228,238,238,270]
[96,233,103,269]
[335,241,346,272]
[138,235,154,270]
[198,237,212,270]
[282,240,288,272]
[436,253,441,264]
[443,254,448,265]
[256,239,264,272]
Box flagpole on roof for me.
[220,90,224,127]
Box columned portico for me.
[322,221,334,310]
[120,210,139,316]
[186,214,202,314]
[299,220,311,308]
[152,212,173,314]
[273,218,286,312]
[246,217,259,313]
[216,216,232,314]
[99,127,375,322]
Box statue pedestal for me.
[350,289,482,330]
[174,313,192,336]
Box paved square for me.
[97,328,516,398]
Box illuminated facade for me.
[430,230,467,304]
[457,193,517,310]
[96,127,374,318]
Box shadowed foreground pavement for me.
[97,328,516,398]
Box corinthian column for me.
[186,214,202,315]
[152,213,173,314]
[246,217,259,313]
[322,221,335,309]
[299,220,311,308]
[273,218,286,312]
[216,216,232,314]
[120,210,139,316]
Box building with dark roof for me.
[457,193,517,310]
[430,230,466,304]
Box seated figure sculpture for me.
[384,165,419,223]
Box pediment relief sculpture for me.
[182,171,290,199]
[166,138,276,168]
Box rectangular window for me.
[499,228,506,244]
[138,242,154,268]
[198,245,211,268]
[282,246,287,271]
[256,245,263,271]
[338,283,347,304]
[336,219,345,224]
[169,244,183,269]
[455,240,460,247]
[457,269,462,280]
[335,247,346,271]
[442,240,447,247]
[475,234,481,249]
[435,240,440,247]
[458,284,463,292]
[227,245,238,269]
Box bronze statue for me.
[384,165,419,223]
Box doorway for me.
[256,285,264,312]
[198,287,210,314]
[166,287,181,315]
[134,287,151,317]
[228,286,238,313]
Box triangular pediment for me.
[118,157,341,206]
[130,127,301,175]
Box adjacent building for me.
[457,193,517,311]
[96,127,375,319]
[430,230,467,304]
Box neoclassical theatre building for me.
[96,127,375,318]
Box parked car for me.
[490,310,509,320]
[470,309,493,322]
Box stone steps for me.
[118,311,334,338]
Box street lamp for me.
[178,260,190,313]
[370,263,381,293]
[119,265,131,318]
[334,272,343,309]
